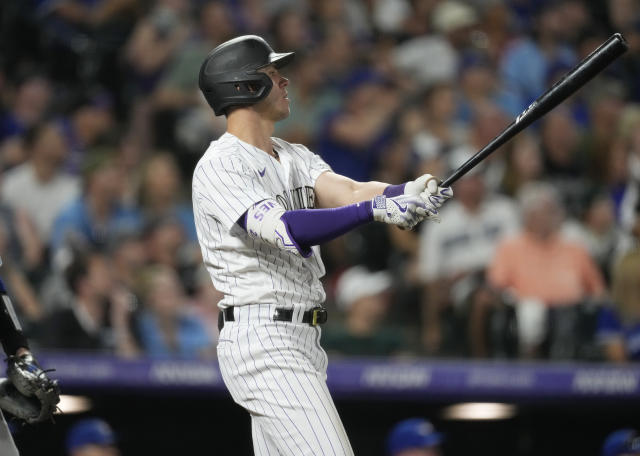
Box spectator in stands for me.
[447,102,510,192]
[499,1,577,116]
[386,418,443,456]
[601,428,640,456]
[50,150,141,258]
[581,81,626,188]
[56,91,116,174]
[66,418,121,456]
[273,50,341,148]
[540,107,585,182]
[1,122,79,243]
[563,189,622,284]
[154,0,234,112]
[123,0,191,98]
[316,23,358,88]
[317,69,400,182]
[107,232,147,358]
[615,105,640,237]
[488,182,606,358]
[122,0,191,151]
[418,149,519,356]
[596,200,640,362]
[322,266,410,357]
[137,265,213,358]
[142,216,181,262]
[393,1,478,89]
[113,135,146,208]
[39,249,117,351]
[269,7,313,52]
[410,82,468,157]
[0,75,52,143]
[138,152,196,241]
[456,50,518,125]
[0,208,43,324]
[189,265,223,344]
[152,0,234,159]
[500,133,544,197]
[0,138,50,283]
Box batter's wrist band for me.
[383,183,406,198]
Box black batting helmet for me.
[199,35,295,116]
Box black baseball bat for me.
[442,33,628,188]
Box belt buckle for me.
[311,307,327,326]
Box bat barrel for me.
[441,33,628,188]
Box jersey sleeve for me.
[286,141,332,185]
[193,154,270,231]
[308,150,332,183]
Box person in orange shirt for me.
[487,182,606,357]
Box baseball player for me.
[192,35,452,456]
[0,258,60,455]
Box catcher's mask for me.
[199,35,295,116]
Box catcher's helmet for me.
[199,35,295,116]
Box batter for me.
[192,35,452,455]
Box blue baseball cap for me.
[66,419,117,453]
[602,429,640,456]
[387,418,443,455]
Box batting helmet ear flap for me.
[200,69,273,116]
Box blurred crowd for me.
[0,0,640,362]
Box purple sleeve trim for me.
[279,219,313,258]
[383,183,406,198]
[239,202,374,253]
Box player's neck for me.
[227,109,276,156]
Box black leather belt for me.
[218,306,328,330]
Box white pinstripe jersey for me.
[192,132,331,310]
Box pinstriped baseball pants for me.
[217,304,354,456]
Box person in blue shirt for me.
[499,2,577,117]
[50,150,141,257]
[137,265,213,359]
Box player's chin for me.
[275,105,290,121]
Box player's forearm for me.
[315,172,393,207]
[314,172,431,208]
[331,179,389,206]
[282,203,373,249]
[241,202,374,255]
